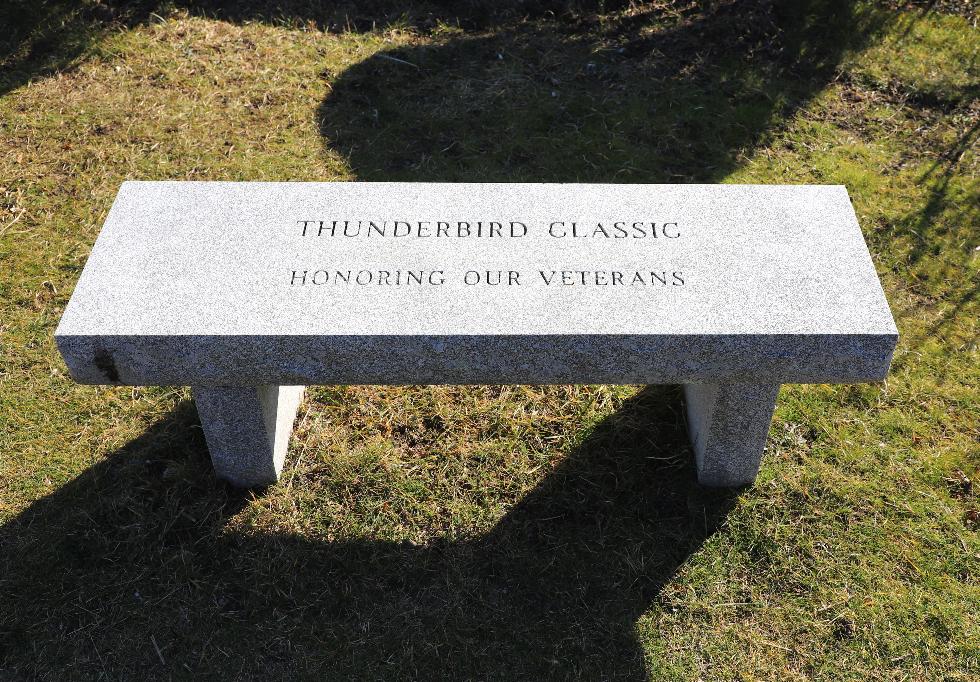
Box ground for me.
[0,1,978,679]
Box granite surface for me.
[192,385,304,486]
[684,382,781,486]
[56,181,899,386]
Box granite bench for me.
[55,181,898,488]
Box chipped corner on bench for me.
[54,333,124,385]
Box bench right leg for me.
[192,385,305,488]
[683,382,780,487]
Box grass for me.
[1,0,978,679]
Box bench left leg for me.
[683,382,780,487]
[192,385,305,488]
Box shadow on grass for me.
[1,1,630,97]
[879,114,979,362]
[910,118,980,340]
[0,386,735,678]
[317,0,879,183]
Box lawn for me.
[0,0,978,679]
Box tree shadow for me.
[909,118,979,341]
[317,0,880,183]
[1,1,631,97]
[879,114,979,368]
[0,386,736,678]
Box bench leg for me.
[192,385,305,487]
[682,382,780,487]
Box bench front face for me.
[56,182,898,386]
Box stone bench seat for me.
[56,181,898,488]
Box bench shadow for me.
[0,386,736,678]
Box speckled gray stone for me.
[57,182,897,384]
[684,383,781,486]
[192,385,304,486]
[54,181,899,487]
